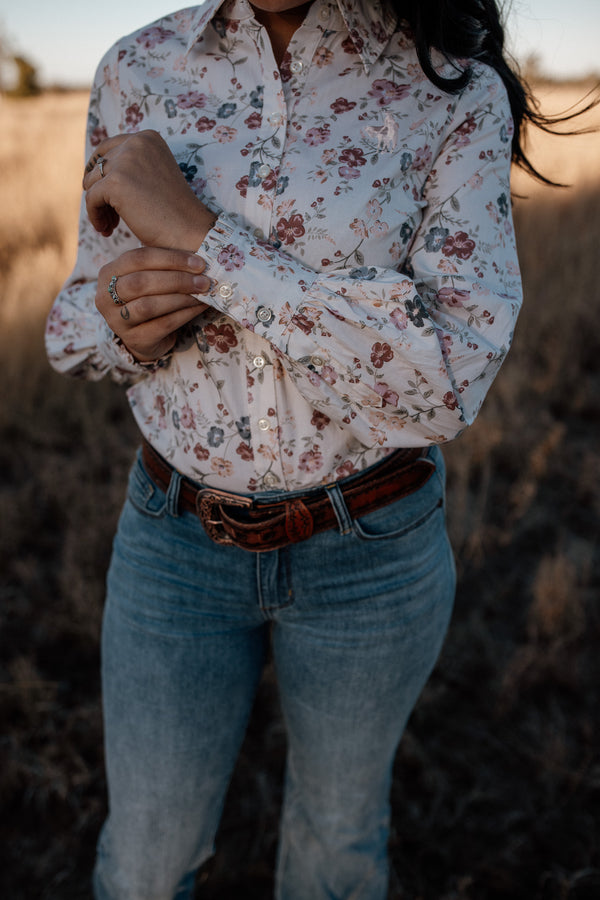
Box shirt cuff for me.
[96,317,171,378]
[197,212,317,335]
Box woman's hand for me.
[97,247,212,362]
[83,131,217,251]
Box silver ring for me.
[108,275,123,305]
[97,156,107,177]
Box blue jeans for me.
[93,445,455,900]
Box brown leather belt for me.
[141,438,435,552]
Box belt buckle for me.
[196,488,253,546]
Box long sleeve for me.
[45,45,149,383]
[198,63,521,447]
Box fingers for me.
[117,302,208,364]
[105,268,211,307]
[83,134,131,187]
[104,246,209,277]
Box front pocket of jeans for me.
[126,455,168,518]
[352,493,443,541]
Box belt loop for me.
[165,466,183,517]
[325,483,353,535]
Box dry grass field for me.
[1,83,599,899]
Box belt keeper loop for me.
[165,466,183,517]
[325,483,354,535]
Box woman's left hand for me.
[83,131,216,252]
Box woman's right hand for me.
[96,247,213,362]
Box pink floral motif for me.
[442,231,476,260]
[277,213,306,245]
[217,243,245,271]
[438,287,470,307]
[413,145,432,171]
[180,405,195,428]
[204,322,238,353]
[373,382,399,407]
[292,312,315,335]
[211,457,233,477]
[304,125,330,146]
[125,104,144,128]
[136,26,175,49]
[370,342,394,369]
[339,147,366,168]
[390,308,408,330]
[330,97,357,114]
[214,126,237,143]
[196,116,216,132]
[236,175,249,198]
[245,111,262,129]
[236,442,254,461]
[336,460,359,478]
[443,391,460,410]
[90,125,108,147]
[314,46,334,67]
[176,90,207,109]
[368,78,410,106]
[299,447,323,472]
[311,410,331,430]
[194,443,209,461]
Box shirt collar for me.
[184,0,398,73]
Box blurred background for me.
[1,2,599,898]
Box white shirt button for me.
[218,282,233,299]
[290,60,303,74]
[253,227,265,239]
[268,112,284,127]
[263,472,278,487]
[257,417,270,431]
[253,355,266,368]
[311,355,324,367]
[257,307,274,324]
[257,163,272,179]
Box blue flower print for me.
[236,417,251,441]
[349,266,378,280]
[400,222,413,244]
[248,161,263,188]
[217,103,237,119]
[424,226,449,252]
[498,193,509,217]
[405,296,428,327]
[249,86,264,109]
[164,99,177,119]
[400,151,413,172]
[276,175,289,196]
[207,426,225,448]
[179,162,198,183]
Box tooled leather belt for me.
[141,438,435,552]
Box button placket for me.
[245,334,284,487]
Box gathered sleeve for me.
[45,46,149,383]
[199,66,522,446]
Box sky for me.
[0,0,598,88]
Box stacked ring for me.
[97,156,107,177]
[108,275,123,305]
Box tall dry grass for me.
[1,85,599,899]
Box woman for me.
[47,1,530,897]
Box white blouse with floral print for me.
[46,0,522,493]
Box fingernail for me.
[188,255,206,271]
[193,275,211,291]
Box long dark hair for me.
[390,0,598,185]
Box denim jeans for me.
[93,445,455,900]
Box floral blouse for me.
[46,0,522,493]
